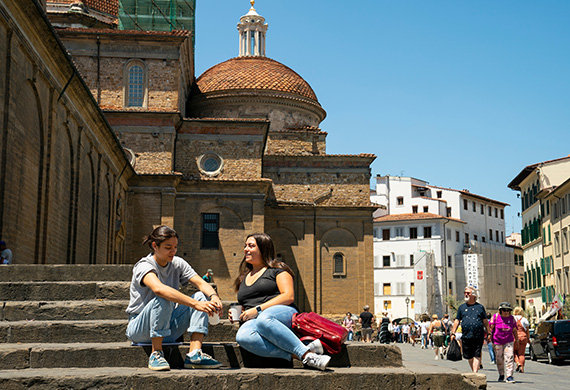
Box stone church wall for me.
[0,0,133,264]
[265,131,327,155]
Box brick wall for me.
[0,0,133,265]
[265,131,326,155]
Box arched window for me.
[123,60,147,108]
[333,252,346,276]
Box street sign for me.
[417,271,423,280]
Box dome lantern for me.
[237,1,268,57]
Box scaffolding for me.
[118,0,195,35]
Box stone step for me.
[0,300,238,321]
[0,366,486,390]
[0,281,130,301]
[0,300,130,321]
[0,264,133,282]
[0,342,401,370]
[0,319,238,344]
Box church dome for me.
[195,56,319,103]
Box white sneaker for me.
[303,352,331,371]
[308,339,324,355]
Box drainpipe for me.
[96,35,101,103]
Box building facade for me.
[508,155,570,323]
[372,175,514,318]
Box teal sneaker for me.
[148,350,170,371]
[184,350,222,369]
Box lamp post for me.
[405,297,410,320]
[384,301,388,317]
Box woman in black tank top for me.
[230,233,331,371]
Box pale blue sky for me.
[194,1,570,234]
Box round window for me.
[198,153,224,177]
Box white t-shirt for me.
[420,321,430,335]
[514,315,530,330]
[1,248,13,264]
[126,253,197,315]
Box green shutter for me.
[541,286,546,302]
[547,286,552,303]
[540,258,545,275]
[548,225,551,243]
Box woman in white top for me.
[513,306,530,373]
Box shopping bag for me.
[446,338,462,361]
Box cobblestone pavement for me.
[395,341,569,389]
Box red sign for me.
[417,271,423,280]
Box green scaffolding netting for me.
[119,0,195,35]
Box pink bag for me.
[292,312,348,354]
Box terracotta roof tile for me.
[374,213,466,224]
[196,57,319,102]
[47,0,118,16]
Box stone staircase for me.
[0,265,486,389]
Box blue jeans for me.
[347,330,354,341]
[236,305,308,360]
[488,341,496,362]
[126,292,209,343]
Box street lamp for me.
[384,301,388,317]
[405,297,410,320]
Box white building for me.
[372,175,514,319]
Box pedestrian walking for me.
[489,302,517,383]
[486,313,495,364]
[402,322,410,343]
[450,286,491,373]
[420,318,430,349]
[513,306,530,374]
[428,314,447,360]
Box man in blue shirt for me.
[450,286,491,373]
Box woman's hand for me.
[239,308,259,322]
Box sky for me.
[193,1,570,235]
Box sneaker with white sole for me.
[303,352,331,371]
[307,339,324,355]
[184,350,222,369]
[148,350,170,371]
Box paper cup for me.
[228,304,243,321]
[209,311,220,325]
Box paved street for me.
[396,342,569,389]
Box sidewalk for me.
[395,341,559,390]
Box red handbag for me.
[292,312,348,354]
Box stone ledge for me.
[0,342,402,370]
[0,366,485,390]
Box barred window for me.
[127,64,144,107]
[333,252,346,276]
[201,213,219,250]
